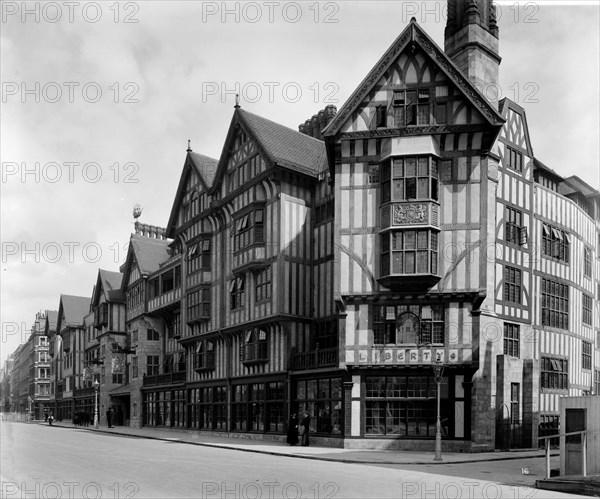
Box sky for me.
[1,0,599,364]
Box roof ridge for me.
[239,108,325,144]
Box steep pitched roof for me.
[165,151,218,237]
[236,109,327,177]
[44,310,58,333]
[322,18,504,138]
[189,151,218,189]
[129,234,171,276]
[57,294,90,330]
[94,269,125,304]
[560,176,600,199]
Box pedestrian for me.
[44,410,48,423]
[48,413,54,426]
[286,413,299,446]
[300,412,310,447]
[106,407,113,428]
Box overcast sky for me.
[1,1,599,364]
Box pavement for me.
[37,419,559,466]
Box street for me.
[0,421,582,499]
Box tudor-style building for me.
[88,269,128,426]
[121,223,176,428]
[54,294,90,420]
[153,107,342,437]
[112,0,600,449]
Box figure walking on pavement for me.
[286,413,299,446]
[300,412,310,447]
[106,407,113,428]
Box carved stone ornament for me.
[393,204,428,225]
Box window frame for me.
[230,277,245,310]
[255,266,272,303]
[503,323,520,358]
[541,278,569,330]
[542,224,570,263]
[503,266,522,304]
[541,356,568,390]
[582,341,592,370]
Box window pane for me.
[404,231,416,249]
[417,178,429,199]
[405,158,416,177]
[417,231,428,249]
[393,180,404,200]
[392,253,403,273]
[392,159,403,178]
[405,252,415,273]
[406,178,416,198]
[416,251,428,273]
[392,232,402,250]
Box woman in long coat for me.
[286,413,299,445]
[300,412,311,446]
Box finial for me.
[187,139,192,152]
[234,93,240,109]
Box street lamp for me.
[93,379,100,429]
[432,356,445,462]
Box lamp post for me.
[93,379,99,429]
[432,356,445,462]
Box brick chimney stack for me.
[298,105,337,139]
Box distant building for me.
[54,295,90,421]
[0,354,15,412]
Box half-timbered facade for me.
[89,270,128,425]
[54,295,90,421]
[98,0,600,450]
[121,223,181,428]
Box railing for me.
[142,371,186,387]
[290,347,338,370]
[74,387,96,397]
[538,429,598,479]
[147,288,181,314]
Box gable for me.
[221,129,267,198]
[166,152,218,238]
[127,254,141,285]
[323,19,503,140]
[498,100,534,156]
[337,46,487,135]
